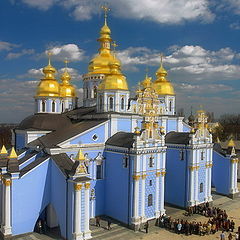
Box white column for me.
[84,183,91,239]
[234,161,239,192]
[230,161,235,194]
[194,168,199,204]
[133,175,140,223]
[208,166,213,201]
[73,183,83,240]
[141,176,146,220]
[155,175,160,217]
[159,173,165,215]
[189,168,195,206]
[204,165,209,201]
[2,179,12,236]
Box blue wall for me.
[212,151,230,195]
[198,161,206,203]
[167,120,177,132]
[117,118,131,132]
[104,151,130,224]
[12,159,51,235]
[165,147,188,207]
[70,124,105,145]
[16,133,25,150]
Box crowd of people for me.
[156,202,240,239]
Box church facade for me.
[0,9,239,240]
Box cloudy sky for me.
[1,0,240,123]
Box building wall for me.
[165,147,188,207]
[117,118,131,132]
[198,160,206,203]
[104,151,131,224]
[11,160,51,235]
[50,160,67,238]
[212,151,230,195]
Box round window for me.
[92,134,98,141]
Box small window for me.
[99,96,103,110]
[180,150,184,161]
[92,134,98,141]
[149,155,154,167]
[61,102,64,112]
[42,101,46,112]
[169,101,172,112]
[86,88,89,98]
[121,97,124,110]
[149,180,152,186]
[94,86,97,98]
[96,165,103,179]
[109,97,113,110]
[200,183,203,193]
[148,194,153,206]
[123,155,128,168]
[52,101,55,112]
[201,151,204,160]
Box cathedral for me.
[0,8,238,240]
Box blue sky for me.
[1,0,240,123]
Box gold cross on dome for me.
[112,41,118,51]
[101,5,110,24]
[64,59,69,68]
[160,53,164,67]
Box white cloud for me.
[230,22,240,30]
[6,49,35,60]
[0,41,19,52]
[45,44,85,62]
[19,0,214,24]
[21,0,57,10]
[58,67,82,81]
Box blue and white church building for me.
[0,9,238,240]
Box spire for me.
[102,5,110,26]
[75,149,85,161]
[9,147,17,159]
[156,53,168,78]
[228,138,235,148]
[61,59,71,83]
[0,145,7,155]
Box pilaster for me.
[83,182,91,239]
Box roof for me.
[51,153,75,177]
[213,143,226,157]
[28,119,108,148]
[17,113,72,131]
[106,132,135,148]
[165,131,191,145]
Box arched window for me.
[86,88,89,98]
[99,95,103,110]
[109,97,113,110]
[121,97,124,110]
[94,86,97,98]
[169,101,172,112]
[52,101,55,112]
[42,101,46,112]
[201,151,204,160]
[148,194,153,206]
[149,155,154,167]
[61,102,64,112]
[200,183,203,193]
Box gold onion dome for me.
[153,56,175,96]
[98,62,128,90]
[59,62,76,98]
[88,7,121,75]
[36,53,60,97]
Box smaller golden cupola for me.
[153,55,175,96]
[59,60,76,98]
[141,73,152,89]
[0,145,7,155]
[36,52,60,97]
[98,60,128,91]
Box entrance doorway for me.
[34,204,61,238]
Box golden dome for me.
[59,68,76,98]
[87,6,123,75]
[36,56,60,97]
[98,62,128,90]
[141,74,152,89]
[153,59,175,96]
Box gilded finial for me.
[9,147,17,159]
[101,5,110,25]
[0,145,7,155]
[145,66,149,78]
[75,149,85,161]
[111,41,118,56]
[64,59,69,69]
[160,53,164,68]
[47,51,53,66]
